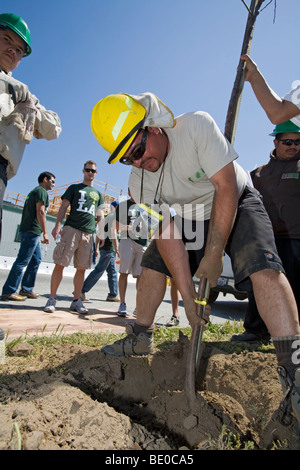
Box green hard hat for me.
[0,13,31,56]
[270,120,300,136]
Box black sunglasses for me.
[277,138,300,146]
[120,128,148,165]
[84,168,97,173]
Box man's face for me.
[122,127,169,172]
[0,28,25,72]
[45,176,55,191]
[83,164,97,183]
[274,132,300,160]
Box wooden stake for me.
[224,0,265,144]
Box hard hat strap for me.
[108,118,145,164]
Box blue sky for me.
[2,0,299,199]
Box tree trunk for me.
[224,0,265,144]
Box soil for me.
[1,331,300,451]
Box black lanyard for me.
[139,157,166,205]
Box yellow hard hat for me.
[91,93,146,164]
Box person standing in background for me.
[165,278,180,327]
[81,200,120,303]
[0,13,61,241]
[1,171,55,301]
[232,120,300,343]
[44,161,104,315]
[115,190,147,317]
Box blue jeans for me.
[0,157,8,242]
[2,231,42,295]
[82,248,118,298]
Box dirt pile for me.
[1,332,300,450]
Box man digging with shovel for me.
[90,92,300,434]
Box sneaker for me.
[70,299,88,315]
[44,297,56,313]
[230,331,270,343]
[132,308,137,317]
[19,289,39,299]
[106,296,120,302]
[166,315,179,327]
[80,292,90,302]
[1,293,26,301]
[101,324,154,357]
[117,302,127,317]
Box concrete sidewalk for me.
[0,268,186,340]
[0,268,247,341]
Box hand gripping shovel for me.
[185,277,210,407]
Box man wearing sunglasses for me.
[91,92,300,433]
[232,120,300,345]
[44,161,105,315]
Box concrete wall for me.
[0,202,60,263]
[0,202,76,275]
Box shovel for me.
[185,277,210,406]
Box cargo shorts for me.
[53,225,93,270]
[141,186,284,293]
[119,238,146,277]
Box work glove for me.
[15,96,37,142]
[195,252,224,288]
[1,95,37,143]
[0,73,30,103]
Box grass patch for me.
[5,319,274,357]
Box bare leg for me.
[73,269,85,300]
[50,264,64,298]
[252,269,300,430]
[251,269,300,336]
[170,278,179,318]
[135,268,166,326]
[118,272,128,303]
[135,275,140,307]
[155,234,199,328]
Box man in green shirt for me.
[1,171,55,301]
[44,160,105,314]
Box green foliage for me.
[4,320,274,356]
[206,424,255,450]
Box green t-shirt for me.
[19,186,49,236]
[62,183,104,234]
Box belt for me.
[0,155,8,167]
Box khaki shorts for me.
[119,238,146,277]
[53,225,93,270]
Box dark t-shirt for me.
[101,212,116,253]
[251,154,300,238]
[62,183,104,234]
[19,185,49,235]
[115,199,148,247]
